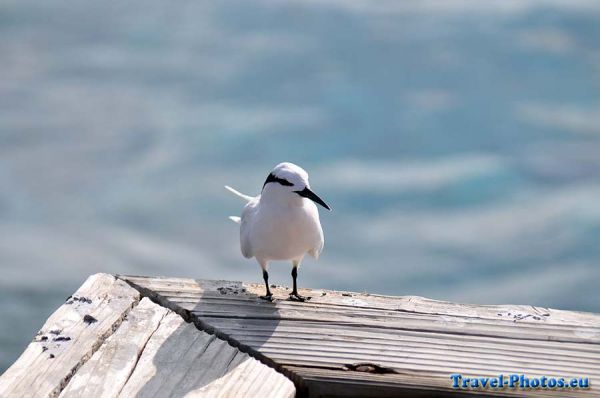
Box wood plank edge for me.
[118,275,600,326]
[52,274,142,398]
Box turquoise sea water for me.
[1,0,600,371]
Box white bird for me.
[225,162,331,301]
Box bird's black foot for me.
[288,293,311,302]
[260,294,274,302]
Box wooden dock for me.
[1,273,599,397]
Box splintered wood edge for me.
[1,274,296,398]
[0,274,141,398]
[58,297,294,398]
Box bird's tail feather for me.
[224,185,253,202]
[228,216,241,224]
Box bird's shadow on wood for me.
[130,278,286,397]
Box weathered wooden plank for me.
[59,298,170,398]
[206,318,600,376]
[182,302,600,344]
[122,277,600,348]
[122,277,600,369]
[0,274,140,398]
[117,310,295,398]
[215,326,600,363]
[122,275,600,327]
[120,275,600,397]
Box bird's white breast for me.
[245,199,323,262]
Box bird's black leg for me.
[260,269,273,301]
[289,266,310,302]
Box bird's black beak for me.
[295,187,331,211]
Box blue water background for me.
[1,0,600,371]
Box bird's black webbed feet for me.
[288,292,311,302]
[260,293,274,302]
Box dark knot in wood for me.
[343,363,397,374]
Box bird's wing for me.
[239,199,258,259]
[308,223,325,260]
[225,185,254,202]
[228,216,241,224]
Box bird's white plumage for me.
[227,162,326,268]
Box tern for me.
[225,162,331,301]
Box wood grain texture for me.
[59,297,170,398]
[117,308,295,398]
[121,275,600,397]
[0,274,140,398]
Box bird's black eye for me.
[263,173,293,189]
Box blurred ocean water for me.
[1,0,600,371]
